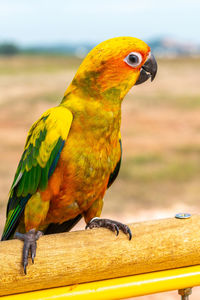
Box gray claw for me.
[24,262,28,275]
[114,224,119,236]
[14,229,43,274]
[127,227,132,240]
[86,218,132,240]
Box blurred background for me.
[0,0,200,299]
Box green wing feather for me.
[1,106,73,240]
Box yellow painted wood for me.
[1,265,200,300]
[1,215,200,297]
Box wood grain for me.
[1,215,200,296]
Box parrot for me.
[1,37,157,274]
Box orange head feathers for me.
[64,37,157,100]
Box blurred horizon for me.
[1,36,200,58]
[1,35,200,48]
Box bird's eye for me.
[124,52,142,68]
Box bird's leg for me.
[14,229,43,274]
[86,217,132,240]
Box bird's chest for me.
[62,129,119,186]
[45,132,120,225]
[58,121,120,208]
[63,109,120,179]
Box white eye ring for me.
[124,52,143,68]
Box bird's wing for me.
[1,106,73,240]
[107,134,122,188]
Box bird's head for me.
[64,37,157,101]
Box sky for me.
[0,0,199,45]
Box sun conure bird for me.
[1,37,157,274]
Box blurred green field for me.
[0,55,200,235]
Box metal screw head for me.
[175,213,191,219]
[178,288,192,296]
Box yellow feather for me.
[24,106,73,168]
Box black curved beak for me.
[135,53,157,85]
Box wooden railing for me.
[1,215,200,299]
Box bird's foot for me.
[14,229,43,274]
[86,217,132,240]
